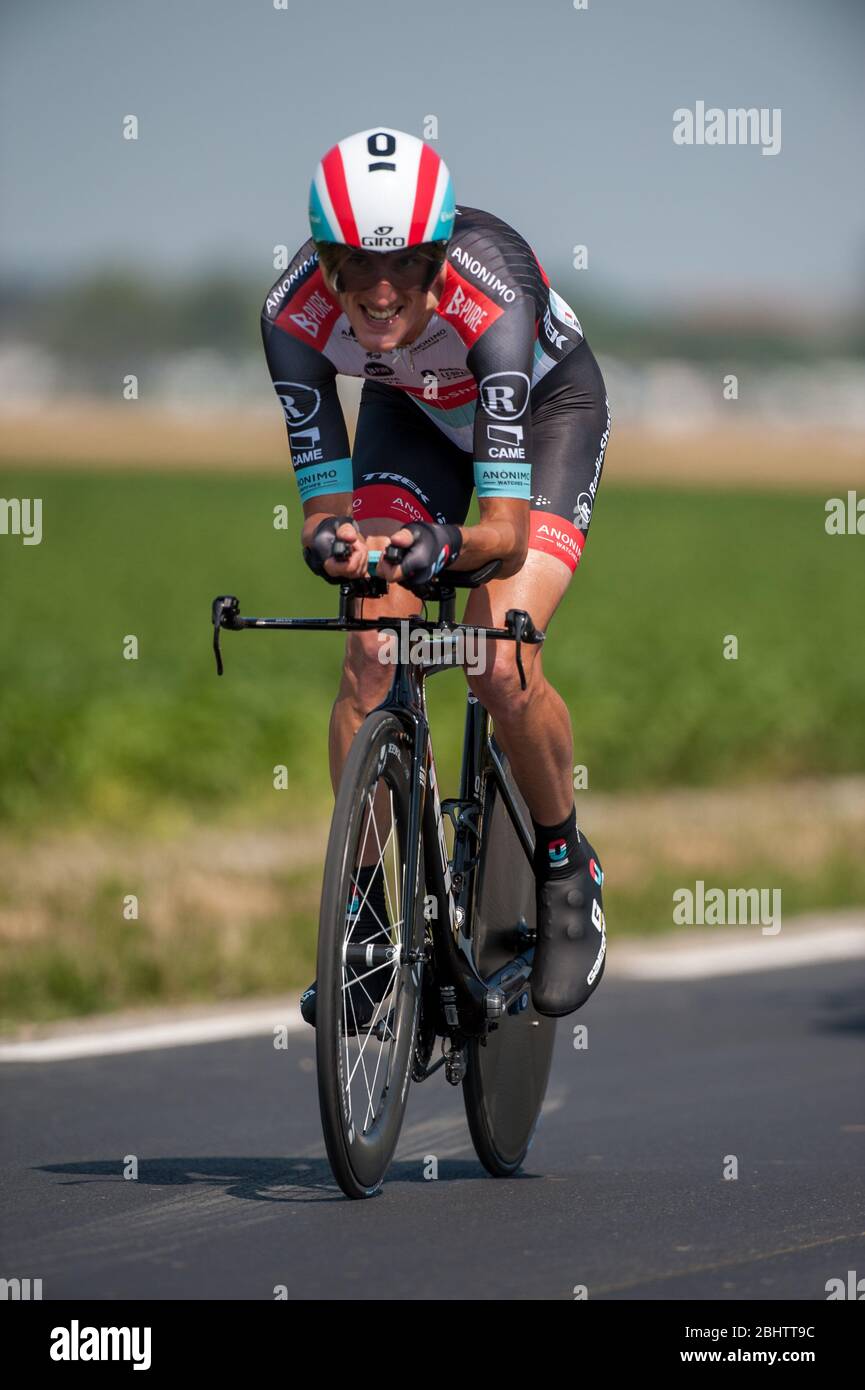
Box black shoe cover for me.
[300,979,376,1033]
[300,873,393,1032]
[531,838,606,1017]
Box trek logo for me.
[289,290,333,339]
[364,362,395,377]
[441,283,488,335]
[289,426,322,465]
[479,371,530,420]
[50,1321,152,1370]
[548,838,569,866]
[543,306,568,352]
[486,423,525,460]
[362,224,406,248]
[361,471,431,505]
[274,382,320,427]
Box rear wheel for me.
[463,746,556,1176]
[316,710,425,1198]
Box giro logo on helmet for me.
[362,223,406,249]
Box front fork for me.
[418,695,495,1081]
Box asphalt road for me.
[1,958,863,1301]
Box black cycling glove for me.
[395,521,462,585]
[303,515,356,578]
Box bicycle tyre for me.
[316,709,425,1199]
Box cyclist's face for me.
[329,248,447,351]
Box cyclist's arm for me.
[452,298,535,576]
[448,496,528,579]
[260,316,353,530]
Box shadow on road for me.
[38,1155,510,1201]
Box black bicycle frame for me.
[211,572,543,1034]
[375,635,536,1038]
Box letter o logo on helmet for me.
[309,127,455,253]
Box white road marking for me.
[615,923,865,981]
[0,1006,305,1063]
[2,917,864,1063]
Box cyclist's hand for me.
[376,521,462,585]
[303,516,367,580]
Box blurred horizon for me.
[2,0,865,316]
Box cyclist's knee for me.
[340,630,393,709]
[466,646,538,718]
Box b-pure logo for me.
[377,619,486,676]
[673,881,782,935]
[0,497,42,545]
[673,100,781,156]
[50,1319,152,1370]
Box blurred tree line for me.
[1,264,863,366]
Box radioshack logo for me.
[274,382,320,427]
[479,371,530,420]
[50,1321,151,1370]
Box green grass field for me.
[2,470,863,829]
[1,468,863,1026]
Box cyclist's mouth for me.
[360,303,404,332]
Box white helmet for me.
[309,127,455,251]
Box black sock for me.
[352,864,390,932]
[532,806,583,882]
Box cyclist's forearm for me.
[300,497,354,547]
[451,519,527,578]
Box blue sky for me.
[1,0,863,315]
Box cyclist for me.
[261,128,609,1028]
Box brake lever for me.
[212,595,241,675]
[505,608,538,691]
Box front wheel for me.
[316,710,425,1198]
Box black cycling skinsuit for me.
[261,205,611,573]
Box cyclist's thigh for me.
[526,338,611,576]
[352,379,475,532]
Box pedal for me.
[444,1046,467,1086]
[372,1008,396,1042]
[515,916,535,946]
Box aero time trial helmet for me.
[309,128,455,290]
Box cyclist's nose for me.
[366,279,399,303]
